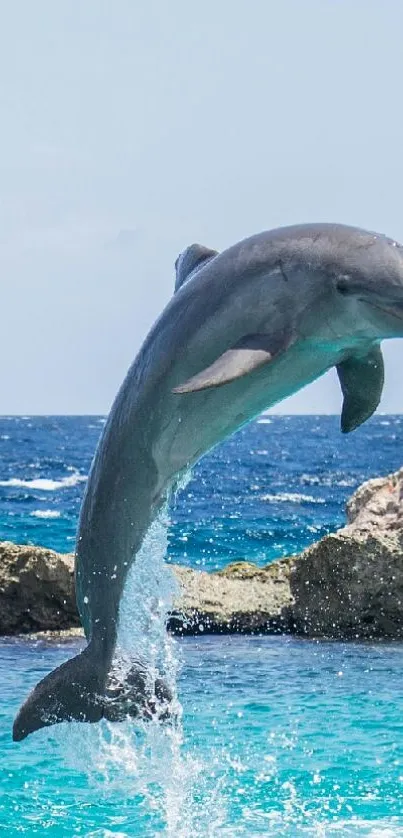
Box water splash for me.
[59,510,228,836]
[109,509,181,712]
[119,511,178,659]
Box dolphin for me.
[13,222,403,741]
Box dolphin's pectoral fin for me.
[172,331,296,394]
[336,345,384,434]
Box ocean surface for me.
[1,414,403,836]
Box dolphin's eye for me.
[336,277,351,295]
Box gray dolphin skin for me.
[13,222,403,740]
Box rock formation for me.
[0,542,78,634]
[0,467,402,638]
[169,560,293,635]
[289,467,403,638]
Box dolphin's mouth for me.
[365,299,403,323]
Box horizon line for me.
[0,412,401,418]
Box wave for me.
[261,492,325,504]
[299,473,356,488]
[30,510,61,519]
[0,471,87,491]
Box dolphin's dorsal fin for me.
[174,244,218,293]
[172,330,296,394]
[337,345,384,433]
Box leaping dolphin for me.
[13,222,403,740]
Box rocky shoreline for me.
[1,468,403,640]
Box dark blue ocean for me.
[1,415,403,836]
[1,414,402,569]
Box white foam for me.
[0,471,87,491]
[261,492,325,504]
[300,473,356,488]
[30,509,61,519]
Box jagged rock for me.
[346,466,403,534]
[288,531,403,638]
[0,542,79,634]
[1,467,403,638]
[289,468,403,638]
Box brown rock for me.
[346,466,403,535]
[288,531,403,638]
[168,559,294,634]
[1,465,403,639]
[289,468,403,638]
[0,542,79,634]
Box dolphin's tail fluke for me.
[13,644,174,741]
[13,642,105,742]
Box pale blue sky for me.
[1,0,403,414]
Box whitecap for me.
[300,473,355,488]
[257,418,272,424]
[0,471,87,491]
[261,492,325,504]
[30,510,61,519]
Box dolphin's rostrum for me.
[13,223,403,740]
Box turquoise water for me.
[2,636,403,835]
[1,416,403,835]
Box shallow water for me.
[1,635,403,836]
[1,415,403,835]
